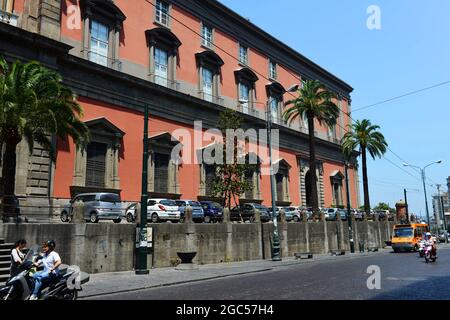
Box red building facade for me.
[0,0,360,214]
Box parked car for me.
[326,208,338,220]
[60,193,123,223]
[438,232,450,243]
[298,207,314,220]
[148,199,181,223]
[353,209,365,221]
[200,201,224,223]
[125,203,138,223]
[231,203,271,222]
[175,200,205,223]
[280,207,300,222]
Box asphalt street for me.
[89,246,450,300]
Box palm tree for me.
[283,80,339,215]
[341,119,388,216]
[0,56,90,198]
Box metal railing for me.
[149,74,180,91]
[86,51,122,71]
[198,92,224,106]
[0,10,18,26]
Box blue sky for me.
[220,0,450,218]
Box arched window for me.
[273,159,291,206]
[145,27,182,89]
[196,50,224,105]
[235,67,258,115]
[80,0,126,69]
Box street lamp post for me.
[404,189,409,223]
[266,84,299,261]
[437,184,448,243]
[135,105,150,275]
[344,161,355,253]
[403,160,443,229]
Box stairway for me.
[0,238,12,285]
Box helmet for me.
[426,232,431,236]
[44,240,56,249]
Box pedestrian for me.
[10,239,27,279]
[29,240,62,300]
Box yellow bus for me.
[391,223,429,252]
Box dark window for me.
[100,194,120,203]
[148,200,157,206]
[205,164,216,196]
[86,142,107,188]
[160,200,177,206]
[154,153,170,193]
[245,169,253,199]
[176,201,186,207]
[276,173,284,202]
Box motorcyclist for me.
[424,232,437,257]
[29,240,62,300]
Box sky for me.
[220,0,450,219]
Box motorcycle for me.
[424,241,437,263]
[418,240,426,257]
[0,245,90,300]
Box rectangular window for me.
[201,25,213,48]
[276,173,284,202]
[205,164,215,196]
[154,47,169,87]
[270,97,279,124]
[239,82,250,114]
[154,153,169,193]
[239,45,248,65]
[202,67,213,102]
[155,0,169,26]
[0,0,13,12]
[89,20,109,67]
[85,142,107,188]
[269,60,277,79]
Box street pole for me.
[404,189,409,223]
[267,101,281,261]
[344,161,355,253]
[437,184,448,243]
[421,169,431,228]
[135,105,149,275]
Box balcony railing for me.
[149,74,180,91]
[198,92,224,106]
[86,51,122,71]
[0,10,18,26]
[237,103,261,118]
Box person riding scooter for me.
[29,240,62,300]
[424,232,437,258]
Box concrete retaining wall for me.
[0,220,396,272]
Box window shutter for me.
[154,153,169,193]
[276,173,284,202]
[86,142,107,188]
[205,165,215,196]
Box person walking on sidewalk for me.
[10,239,27,279]
[29,240,62,300]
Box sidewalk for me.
[79,248,392,298]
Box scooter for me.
[0,245,89,300]
[418,240,426,257]
[424,242,437,263]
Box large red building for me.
[0,0,360,217]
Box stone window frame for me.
[154,0,171,29]
[147,132,181,196]
[80,0,126,70]
[266,81,286,125]
[273,158,291,205]
[195,50,224,105]
[0,0,13,12]
[145,27,182,90]
[330,170,345,207]
[269,59,278,80]
[235,67,259,114]
[240,152,262,202]
[200,21,215,50]
[72,117,125,192]
[238,43,249,66]
[197,143,220,198]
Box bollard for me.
[319,211,326,222]
[223,207,231,223]
[135,202,141,225]
[184,205,193,224]
[301,210,308,222]
[279,209,286,224]
[253,209,261,223]
[336,210,341,221]
[72,200,85,223]
[359,240,365,253]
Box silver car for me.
[60,193,123,223]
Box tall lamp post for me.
[135,105,150,275]
[404,189,409,223]
[437,184,448,243]
[344,161,355,253]
[403,160,443,229]
[265,84,299,261]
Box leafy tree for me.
[283,80,339,215]
[0,56,90,197]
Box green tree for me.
[0,56,90,197]
[283,80,339,215]
[210,109,255,209]
[341,119,388,216]
[373,202,394,212]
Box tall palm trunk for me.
[361,146,371,215]
[307,115,319,214]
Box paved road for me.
[89,247,450,300]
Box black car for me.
[231,203,271,222]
